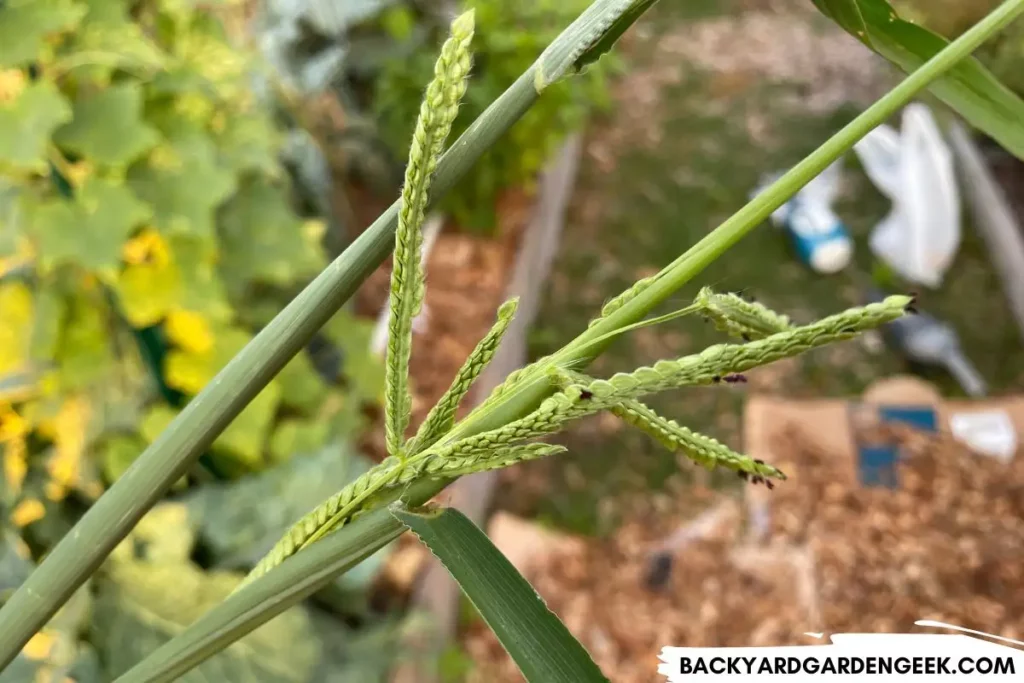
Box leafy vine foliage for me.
[0,0,383,561]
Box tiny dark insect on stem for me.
[723,374,747,384]
[579,389,593,400]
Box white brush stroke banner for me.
[658,622,1024,682]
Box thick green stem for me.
[111,2,1024,680]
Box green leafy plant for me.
[0,0,390,676]
[373,0,614,232]
[3,0,1024,680]
[0,0,384,508]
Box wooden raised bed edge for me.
[391,133,583,683]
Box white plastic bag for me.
[853,103,961,288]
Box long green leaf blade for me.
[813,0,1024,159]
[391,504,608,683]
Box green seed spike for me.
[239,456,406,588]
[694,286,792,340]
[587,274,658,327]
[245,296,909,587]
[609,399,784,480]
[569,295,912,404]
[410,443,567,480]
[242,440,565,585]
[406,298,519,455]
[384,10,475,460]
[458,296,914,451]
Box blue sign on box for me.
[853,405,938,488]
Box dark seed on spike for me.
[738,470,749,481]
[765,480,775,490]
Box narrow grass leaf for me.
[391,504,608,683]
[812,0,1024,159]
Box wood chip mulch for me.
[463,417,1024,682]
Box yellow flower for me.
[3,437,28,495]
[0,69,26,104]
[0,281,33,376]
[42,397,89,502]
[65,160,94,188]
[22,632,53,662]
[11,498,45,528]
[122,228,170,267]
[165,310,215,354]
[0,404,29,441]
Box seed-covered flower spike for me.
[694,286,792,341]
[385,10,475,461]
[244,14,476,586]
[569,295,912,404]
[428,296,914,458]
[247,295,910,586]
[240,455,409,587]
[608,399,785,481]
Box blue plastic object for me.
[878,406,938,433]
[854,405,938,488]
[858,445,900,488]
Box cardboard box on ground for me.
[740,376,1024,638]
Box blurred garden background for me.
[1,0,1023,681]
